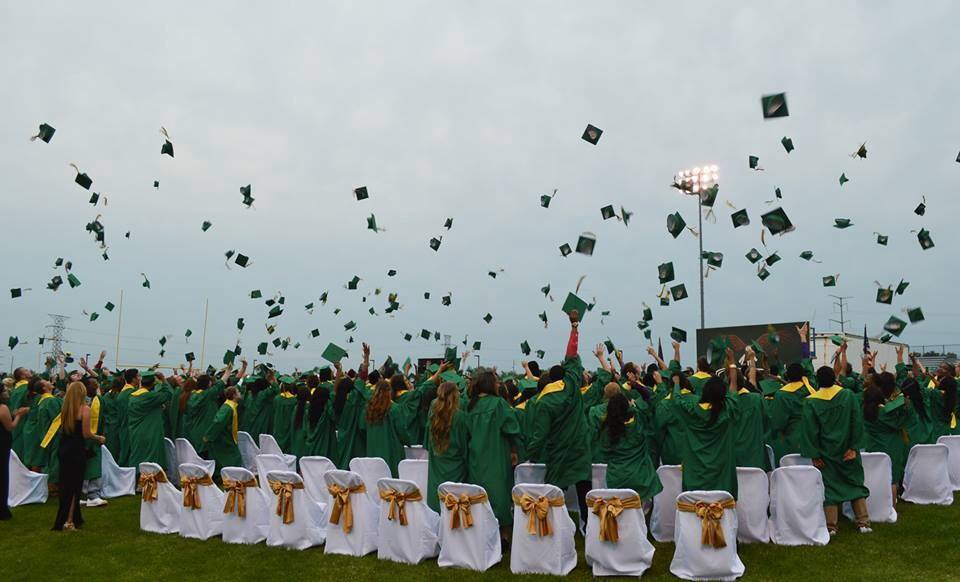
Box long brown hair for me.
[365,380,393,424]
[430,382,460,455]
[60,382,86,435]
[179,377,197,413]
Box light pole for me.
[674,165,719,331]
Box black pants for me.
[53,447,86,530]
[0,446,11,520]
[575,479,591,525]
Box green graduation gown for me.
[599,402,662,501]
[928,388,957,441]
[184,381,224,452]
[362,403,411,478]
[767,380,812,466]
[271,392,298,453]
[335,380,372,469]
[799,385,869,505]
[127,384,173,472]
[203,401,242,475]
[734,388,770,470]
[863,395,913,483]
[673,387,740,499]
[425,406,470,512]
[24,394,60,471]
[116,385,137,465]
[100,389,122,459]
[304,395,340,461]
[465,394,520,524]
[240,383,279,440]
[654,389,691,465]
[8,380,30,459]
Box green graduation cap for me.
[354,186,369,201]
[757,267,771,281]
[347,276,361,290]
[658,262,675,284]
[540,193,552,208]
[72,165,93,190]
[667,212,687,238]
[535,349,546,359]
[223,349,236,366]
[8,336,18,349]
[621,206,634,226]
[47,276,63,291]
[761,207,794,235]
[876,287,893,305]
[387,269,397,277]
[240,184,254,207]
[839,173,849,186]
[876,233,888,246]
[483,313,493,324]
[268,305,283,318]
[604,338,616,354]
[319,291,329,304]
[907,307,924,323]
[775,187,783,199]
[185,352,195,362]
[917,228,934,250]
[883,316,907,337]
[700,185,719,208]
[670,284,688,301]
[749,155,760,169]
[10,288,23,299]
[321,342,348,363]
[833,218,853,229]
[237,318,245,330]
[185,329,193,338]
[822,275,837,287]
[576,233,596,256]
[830,335,845,347]
[800,251,814,261]
[68,273,81,288]
[540,284,551,297]
[444,346,458,363]
[440,370,463,385]
[442,294,452,306]
[520,341,531,356]
[344,321,356,331]
[161,139,174,157]
[559,243,573,257]
[643,329,652,339]
[32,123,56,143]
[141,274,151,289]
[104,301,115,311]
[745,248,762,264]
[367,214,380,233]
[600,205,616,220]
[201,220,212,232]
[882,394,905,413]
[89,192,100,205]
[853,143,867,159]
[765,253,781,267]
[88,312,99,322]
[781,136,794,153]
[153,180,160,188]
[731,209,750,228]
[403,333,412,342]
[660,295,670,306]
[581,124,602,145]
[642,305,653,321]
[761,93,789,118]
[310,329,320,338]
[896,280,910,295]
[562,292,589,320]
[250,289,262,299]
[420,329,431,340]
[256,342,268,356]
[914,201,926,216]
[472,341,481,350]
[428,235,443,252]
[234,254,250,268]
[671,327,687,343]
[879,334,892,343]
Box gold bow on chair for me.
[180,474,214,510]
[328,483,367,533]
[379,488,423,526]
[587,495,642,543]
[676,499,737,548]
[222,478,258,518]
[139,470,168,503]
[441,492,488,530]
[512,493,565,537]
[268,479,305,524]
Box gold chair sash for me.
[587,495,642,543]
[222,478,258,518]
[440,492,488,530]
[139,470,168,503]
[379,487,423,526]
[180,475,214,510]
[268,479,305,524]
[676,499,737,549]
[328,483,367,533]
[512,493,565,537]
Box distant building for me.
[812,332,908,371]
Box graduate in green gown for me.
[239,373,279,440]
[334,343,373,468]
[126,371,173,474]
[900,377,935,446]
[271,376,299,453]
[766,362,814,467]
[115,369,141,466]
[23,380,60,473]
[290,384,312,458]
[425,380,470,512]
[598,391,662,501]
[734,346,770,470]
[928,374,958,440]
[800,364,871,535]
[671,348,740,499]
[202,387,242,476]
[361,379,412,477]
[8,369,32,460]
[862,371,913,500]
[184,369,228,452]
[587,382,622,464]
[303,371,339,460]
[99,377,124,460]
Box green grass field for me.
[1,494,957,581]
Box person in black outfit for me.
[0,388,31,520]
[53,382,105,531]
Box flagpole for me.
[199,298,209,369]
[114,289,124,369]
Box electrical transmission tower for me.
[44,313,69,367]
[829,296,852,335]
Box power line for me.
[44,313,69,367]
[829,295,853,334]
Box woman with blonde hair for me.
[53,381,105,531]
[425,381,469,512]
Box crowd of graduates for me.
[1,312,958,542]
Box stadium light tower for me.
[674,165,720,330]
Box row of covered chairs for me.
[7,445,136,507]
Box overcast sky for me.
[2,1,958,373]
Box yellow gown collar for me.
[537,380,565,401]
[809,385,844,401]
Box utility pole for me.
[45,313,69,372]
[829,295,853,335]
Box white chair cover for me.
[584,488,654,577]
[936,435,960,491]
[513,462,546,485]
[650,465,682,542]
[324,470,379,557]
[376,477,440,565]
[257,433,296,471]
[237,431,261,472]
[735,467,770,543]
[842,452,897,523]
[174,438,215,478]
[349,457,392,506]
[670,490,745,582]
[300,456,337,505]
[902,444,954,505]
[7,450,48,507]
[178,463,226,540]
[100,445,136,498]
[255,454,292,499]
[404,445,428,460]
[779,453,813,467]
[398,459,428,496]
[220,466,270,544]
[163,438,179,482]
[138,462,181,534]
[591,464,608,490]
[765,444,776,470]
[265,470,327,550]
[436,482,501,572]
[509,483,576,575]
[768,466,830,545]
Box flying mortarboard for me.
[581,124,603,145]
[562,292,589,320]
[70,164,92,190]
[367,214,380,233]
[671,327,687,343]
[706,252,723,268]
[535,350,546,359]
[730,209,750,228]
[240,184,254,207]
[876,233,888,246]
[473,341,481,350]
[658,262,675,284]
[781,137,794,153]
[765,253,781,267]
[757,267,771,281]
[250,289,262,299]
[907,307,924,323]
[444,346,458,363]
[88,192,100,205]
[559,243,572,257]
[347,276,361,290]
[853,143,867,159]
[896,280,910,295]
[839,173,849,186]
[576,233,596,256]
[141,274,151,289]
[670,284,688,301]
[444,217,454,230]
[483,313,493,324]
[321,342,348,363]
[745,248,762,264]
[775,187,782,199]
[234,254,251,268]
[914,197,926,216]
[822,275,837,287]
[917,228,934,250]
[161,140,174,158]
[667,212,687,238]
[31,123,56,143]
[257,342,268,355]
[47,276,63,291]
[268,305,283,318]
[876,287,893,305]
[520,341,531,356]
[600,205,616,220]
[185,352,195,362]
[354,186,368,201]
[442,294,452,306]
[8,336,18,349]
[760,93,789,118]
[153,180,159,188]
[429,236,442,251]
[761,207,794,235]
[642,304,653,321]
[68,273,82,288]
[883,316,907,337]
[10,288,24,299]
[344,321,356,331]
[749,155,760,170]
[620,206,634,226]
[311,329,320,338]
[833,218,853,229]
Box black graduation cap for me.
[907,307,924,323]
[185,352,195,362]
[760,207,794,235]
[10,288,23,299]
[483,313,493,324]
[153,180,159,188]
[441,294,452,306]
[31,123,56,143]
[234,253,251,268]
[876,287,893,305]
[250,289,262,299]
[896,280,910,295]
[201,220,212,232]
[917,228,934,250]
[581,124,603,145]
[760,93,789,118]
[600,205,616,220]
[749,155,760,170]
[822,275,838,287]
[420,329,431,340]
[765,253,781,266]
[240,184,254,207]
[876,233,888,246]
[757,267,771,281]
[429,236,442,251]
[387,269,397,277]
[559,243,572,257]
[354,186,369,201]
[444,218,454,230]
[257,342,268,355]
[540,190,555,208]
[161,140,174,158]
[520,341,531,356]
[839,173,850,186]
[71,164,92,190]
[670,284,688,301]
[47,275,63,291]
[666,212,687,238]
[914,197,926,216]
[731,209,750,228]
[658,262,675,284]
[775,187,782,199]
[576,233,596,256]
[781,137,794,153]
[347,276,361,290]
[671,327,687,343]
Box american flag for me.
[863,324,870,354]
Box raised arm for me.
[672,340,681,368]
[359,342,371,381]
[745,345,758,388]
[796,322,810,360]
[566,310,580,358]
[647,345,668,371]
[725,348,738,393]
[594,344,611,373]
[237,358,248,380]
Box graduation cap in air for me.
[473,341,482,351]
[658,262,675,284]
[234,254,251,268]
[896,280,910,295]
[540,188,556,208]
[420,329,431,340]
[10,288,24,299]
[159,336,168,347]
[347,276,361,290]
[104,301,115,311]
[600,205,616,220]
[31,123,56,143]
[201,221,212,232]
[538,311,548,327]
[184,329,193,340]
[250,289,262,299]
[310,328,320,338]
[775,187,783,199]
[520,341,531,356]
[403,333,412,342]
[749,156,761,170]
[914,197,926,216]
[185,352,195,362]
[620,206,634,226]
[576,233,596,256]
[268,305,283,318]
[875,233,888,246]
[642,304,653,321]
[745,248,762,264]
[367,214,381,233]
[581,124,603,145]
[319,291,329,304]
[257,342,268,355]
[322,342,348,363]
[483,313,493,324]
[757,267,771,281]
[822,275,838,287]
[68,273,82,288]
[559,243,573,257]
[161,140,174,158]
[839,173,850,187]
[907,307,924,323]
[344,321,356,332]
[429,236,442,251]
[223,349,236,366]
[917,228,934,250]
[876,287,893,305]
[442,294,452,306]
[730,209,750,228]
[562,292,589,321]
[70,164,92,190]
[47,276,63,291]
[444,218,454,230]
[781,137,794,153]
[667,212,687,238]
[852,143,867,159]
[240,184,254,207]
[765,253,781,267]
[883,316,907,337]
[8,336,19,350]
[444,346,458,363]
[700,185,719,208]
[670,327,687,343]
[88,192,100,206]
[800,251,815,261]
[760,93,789,118]
[702,252,723,269]
[670,284,688,301]
[761,207,794,235]
[354,186,369,201]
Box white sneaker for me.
[86,498,108,508]
[829,530,837,537]
[79,499,88,507]
[858,526,873,534]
